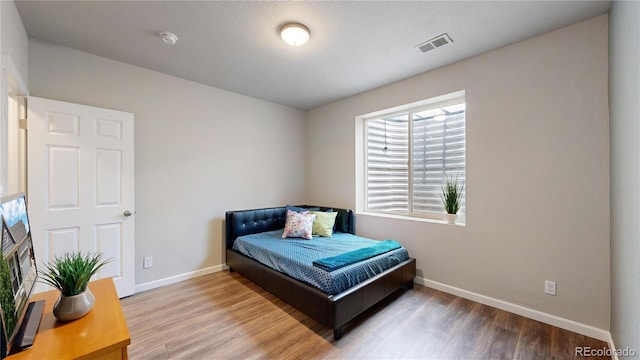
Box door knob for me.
[123,210,133,217]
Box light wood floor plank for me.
[120,271,609,359]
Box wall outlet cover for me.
[143,256,153,269]
[544,280,557,296]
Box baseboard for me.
[417,277,611,343]
[135,264,229,293]
[606,332,619,360]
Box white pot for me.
[445,213,457,225]
[53,287,95,321]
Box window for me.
[363,92,466,222]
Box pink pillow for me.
[282,210,316,240]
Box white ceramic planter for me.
[446,213,458,225]
[53,287,95,321]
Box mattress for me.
[232,229,409,295]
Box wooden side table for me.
[9,278,131,360]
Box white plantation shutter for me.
[411,104,465,217]
[365,97,466,220]
[366,114,409,213]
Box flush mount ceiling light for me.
[279,23,310,46]
[159,32,178,45]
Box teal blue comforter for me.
[312,240,401,272]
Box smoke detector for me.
[159,32,178,45]
[415,33,453,53]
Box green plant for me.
[441,173,464,214]
[0,254,16,336]
[39,252,111,296]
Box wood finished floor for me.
[120,271,609,360]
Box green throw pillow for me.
[311,211,338,237]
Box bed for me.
[225,205,416,340]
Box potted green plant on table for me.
[39,252,111,321]
[441,173,464,224]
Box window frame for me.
[359,91,466,224]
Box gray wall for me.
[306,15,610,330]
[28,39,307,286]
[609,0,640,352]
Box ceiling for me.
[15,1,611,111]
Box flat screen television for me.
[0,194,42,358]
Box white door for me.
[27,97,135,297]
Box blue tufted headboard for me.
[225,205,355,250]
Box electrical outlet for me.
[143,256,153,269]
[544,280,556,296]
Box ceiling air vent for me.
[415,33,453,53]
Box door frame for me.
[1,53,29,196]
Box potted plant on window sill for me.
[441,173,464,225]
[39,252,111,321]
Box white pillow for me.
[282,209,316,240]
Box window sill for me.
[356,211,466,226]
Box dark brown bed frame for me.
[225,205,416,340]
